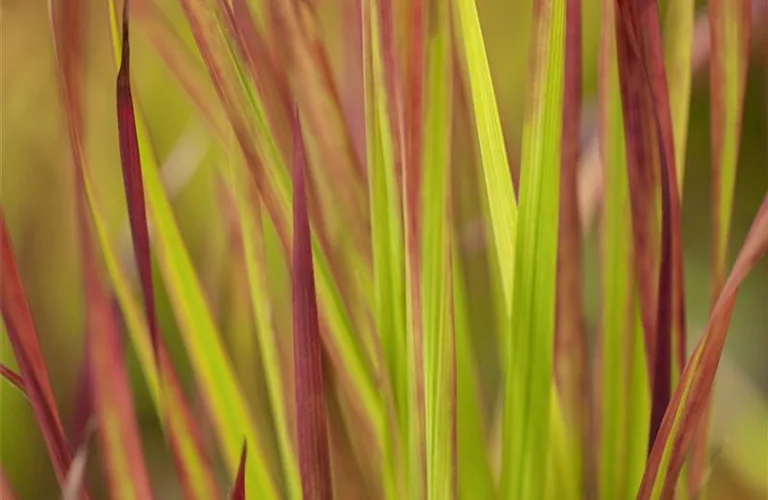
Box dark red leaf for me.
[292,110,333,500]
[116,0,160,361]
[0,467,18,500]
[614,0,686,449]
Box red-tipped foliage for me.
[0,364,27,398]
[230,441,247,500]
[0,213,74,486]
[116,0,160,360]
[292,110,333,500]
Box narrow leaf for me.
[0,363,26,397]
[292,111,333,500]
[106,2,279,495]
[0,467,17,500]
[554,0,588,495]
[231,442,247,500]
[115,0,160,360]
[0,213,74,486]
[638,193,768,499]
[421,1,455,497]
[452,0,518,309]
[50,0,219,495]
[690,0,751,492]
[597,1,650,497]
[501,0,565,498]
[614,0,687,447]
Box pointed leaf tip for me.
[115,0,160,362]
[230,441,247,500]
[292,109,333,500]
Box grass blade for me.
[292,112,333,500]
[613,0,687,447]
[49,0,219,495]
[0,467,17,500]
[362,0,409,494]
[597,1,650,497]
[115,0,160,360]
[82,265,153,500]
[421,0,455,496]
[502,0,565,498]
[453,0,518,310]
[0,363,26,397]
[638,193,768,499]
[554,0,588,495]
[662,0,695,192]
[231,442,247,500]
[0,213,74,486]
[106,2,279,495]
[690,0,752,492]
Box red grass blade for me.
[0,363,27,398]
[0,213,74,486]
[614,0,686,448]
[116,0,160,360]
[554,0,589,495]
[638,192,768,499]
[230,441,247,500]
[292,110,333,500]
[0,467,17,500]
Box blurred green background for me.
[1,0,765,498]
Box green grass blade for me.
[452,0,518,310]
[421,1,455,496]
[690,1,752,493]
[501,0,565,498]
[662,0,695,193]
[106,2,278,496]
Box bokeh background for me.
[1,0,766,498]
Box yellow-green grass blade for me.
[362,0,408,495]
[545,388,579,500]
[224,141,301,500]
[662,0,695,194]
[177,0,383,445]
[501,1,565,498]
[453,0,518,311]
[690,0,752,494]
[107,2,278,495]
[597,1,650,498]
[452,246,494,500]
[421,1,455,497]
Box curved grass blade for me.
[638,193,768,500]
[501,0,565,498]
[554,0,588,495]
[0,213,74,487]
[452,0,518,310]
[421,1,455,496]
[115,0,160,361]
[690,0,752,492]
[597,1,650,497]
[292,112,333,500]
[614,0,686,448]
[106,2,278,496]
[230,442,247,500]
[60,415,94,500]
